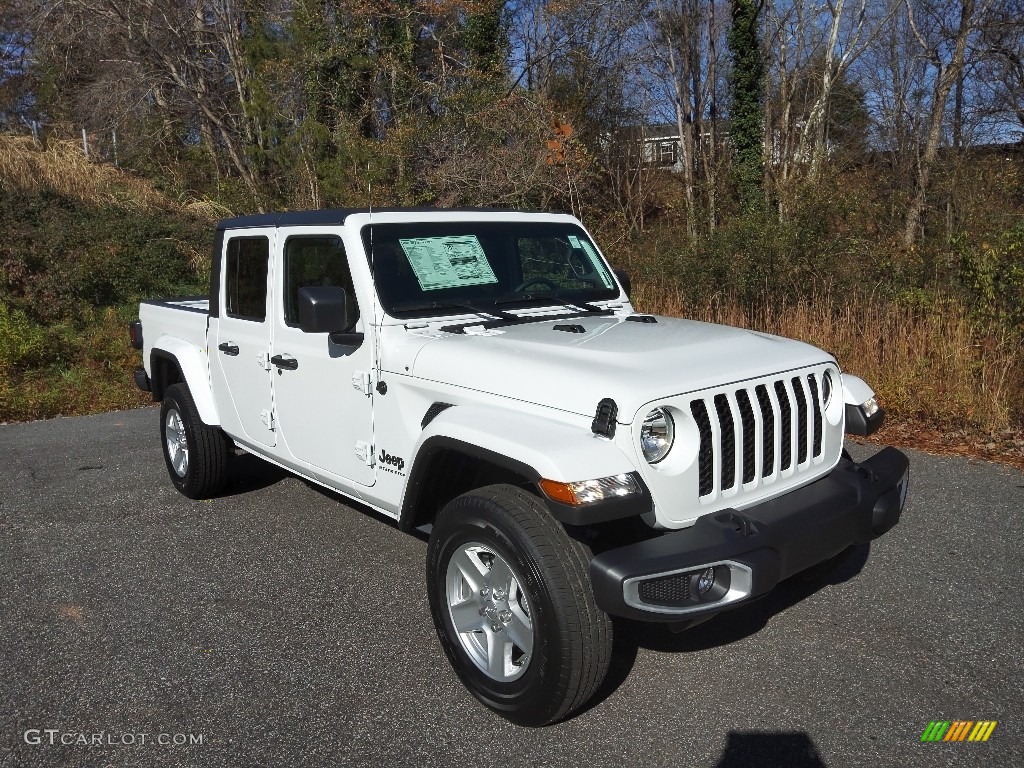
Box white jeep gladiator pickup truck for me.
[132,208,909,726]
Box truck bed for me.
[139,296,210,374]
[142,296,210,314]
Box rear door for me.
[209,230,277,448]
[270,231,376,485]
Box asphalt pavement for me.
[1,407,1021,767]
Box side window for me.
[284,236,359,329]
[225,237,269,321]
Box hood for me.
[390,314,833,423]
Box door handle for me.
[270,355,298,371]
[218,342,239,356]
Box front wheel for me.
[426,485,612,726]
[159,383,231,499]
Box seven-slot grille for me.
[691,372,826,498]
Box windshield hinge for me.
[592,398,618,438]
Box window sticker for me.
[398,235,499,291]
[568,235,582,248]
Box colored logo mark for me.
[921,721,997,742]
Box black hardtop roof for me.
[216,207,555,231]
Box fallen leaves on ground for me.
[857,419,1024,471]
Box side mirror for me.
[613,269,632,299]
[298,286,363,345]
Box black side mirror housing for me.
[613,269,632,299]
[298,286,363,345]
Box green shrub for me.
[0,189,208,322]
[0,170,209,421]
[0,304,68,372]
[959,223,1024,331]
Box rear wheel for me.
[159,383,231,499]
[426,484,612,726]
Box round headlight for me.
[821,370,833,407]
[640,408,675,464]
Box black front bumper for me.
[590,447,910,621]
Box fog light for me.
[696,566,715,595]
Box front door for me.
[271,232,375,486]
[209,230,276,448]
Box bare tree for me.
[648,0,726,235]
[795,0,892,179]
[0,1,34,127]
[26,0,266,201]
[765,0,816,213]
[858,0,930,193]
[901,0,994,248]
[976,1,1024,140]
[765,0,893,217]
[653,0,698,238]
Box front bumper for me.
[590,447,910,621]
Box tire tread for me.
[161,383,230,499]
[430,484,612,725]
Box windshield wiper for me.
[392,300,517,322]
[495,293,608,314]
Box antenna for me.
[368,162,375,300]
[368,162,383,390]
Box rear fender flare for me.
[151,336,219,426]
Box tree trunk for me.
[703,0,718,232]
[902,0,978,249]
[658,0,698,240]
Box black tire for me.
[159,383,231,499]
[426,484,612,726]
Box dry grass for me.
[0,134,179,211]
[633,282,1024,436]
[183,196,235,220]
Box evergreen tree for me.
[463,0,507,77]
[727,0,765,210]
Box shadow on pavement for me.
[579,543,871,715]
[628,543,869,654]
[713,731,828,767]
[218,452,291,496]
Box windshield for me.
[361,221,619,319]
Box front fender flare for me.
[841,373,874,406]
[399,405,649,529]
[841,373,884,436]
